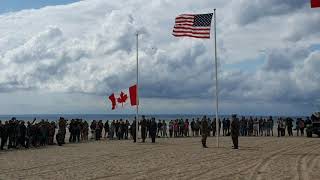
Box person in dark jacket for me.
[231,114,240,149]
[120,120,126,140]
[286,118,294,136]
[19,121,27,148]
[75,119,81,142]
[0,121,8,150]
[95,120,103,140]
[149,118,157,143]
[8,119,16,149]
[140,116,147,143]
[125,120,129,139]
[104,120,109,138]
[90,120,96,140]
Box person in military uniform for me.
[19,121,27,148]
[201,115,209,148]
[150,118,157,143]
[26,118,36,147]
[95,120,103,140]
[56,117,67,146]
[75,119,81,142]
[286,117,293,136]
[83,121,89,141]
[69,119,75,142]
[39,120,47,146]
[90,120,97,140]
[8,118,16,149]
[48,121,56,145]
[131,118,137,143]
[231,114,240,149]
[140,115,147,143]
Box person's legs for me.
[1,136,7,150]
[77,132,80,142]
[141,129,146,142]
[235,136,238,148]
[152,135,155,143]
[232,136,238,149]
[201,135,207,148]
[69,132,72,142]
[133,134,136,142]
[20,136,26,148]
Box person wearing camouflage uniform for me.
[56,117,67,146]
[201,116,209,148]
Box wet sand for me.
[0,136,319,180]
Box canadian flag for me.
[108,84,138,110]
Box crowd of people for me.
[0,115,312,151]
[276,117,311,137]
[0,118,57,150]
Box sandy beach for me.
[0,136,319,180]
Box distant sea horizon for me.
[0,113,309,122]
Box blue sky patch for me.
[0,0,79,14]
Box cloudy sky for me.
[0,0,319,115]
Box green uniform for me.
[201,116,209,148]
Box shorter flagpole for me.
[213,9,219,148]
[135,32,139,142]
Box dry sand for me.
[0,136,319,180]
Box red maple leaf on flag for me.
[117,91,128,107]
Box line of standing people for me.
[0,118,56,150]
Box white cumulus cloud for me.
[0,0,319,114]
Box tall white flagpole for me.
[214,9,220,148]
[136,32,139,142]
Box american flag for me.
[172,13,213,39]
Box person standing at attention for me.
[231,114,240,149]
[201,116,209,148]
[150,118,157,143]
[140,115,147,143]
